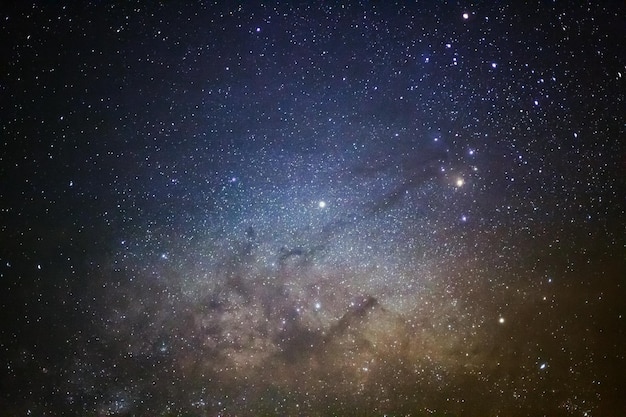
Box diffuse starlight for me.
[0,2,624,416]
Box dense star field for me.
[1,1,625,416]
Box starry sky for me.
[1,1,625,416]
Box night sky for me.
[1,1,625,416]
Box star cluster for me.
[0,2,625,416]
